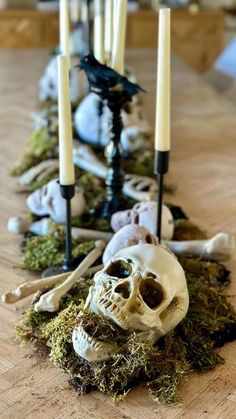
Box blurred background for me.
[0,0,235,98]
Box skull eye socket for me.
[139,277,164,309]
[105,260,132,279]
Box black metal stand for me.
[101,91,130,218]
[42,183,77,278]
[80,55,143,219]
[154,150,169,242]
[97,98,104,146]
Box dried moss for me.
[20,225,95,271]
[42,303,83,372]
[11,128,58,176]
[15,256,236,405]
[173,220,207,241]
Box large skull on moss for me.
[73,244,189,361]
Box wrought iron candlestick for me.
[154,150,169,242]
[42,183,76,278]
[97,98,104,146]
[101,91,129,218]
[79,54,143,219]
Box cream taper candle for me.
[111,0,127,74]
[104,0,113,64]
[94,0,105,63]
[70,0,80,23]
[60,0,70,56]
[58,54,75,186]
[155,8,171,152]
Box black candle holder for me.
[97,98,104,146]
[94,89,133,219]
[79,54,144,219]
[154,150,169,242]
[42,183,78,278]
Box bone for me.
[34,240,106,312]
[2,271,71,304]
[123,174,157,201]
[2,263,104,305]
[18,160,59,186]
[73,143,108,179]
[7,216,112,242]
[7,216,30,235]
[167,232,236,261]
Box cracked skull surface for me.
[73,244,189,361]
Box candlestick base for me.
[41,183,77,278]
[154,151,170,243]
[41,258,79,278]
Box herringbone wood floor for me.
[0,49,235,419]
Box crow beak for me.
[75,63,82,71]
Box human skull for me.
[74,92,151,152]
[27,179,86,223]
[111,202,174,240]
[103,224,158,265]
[73,244,189,361]
[39,56,87,103]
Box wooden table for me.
[0,49,235,419]
[0,9,224,72]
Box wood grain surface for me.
[0,49,235,419]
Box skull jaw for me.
[72,324,120,362]
[87,298,169,346]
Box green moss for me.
[15,255,236,405]
[173,220,207,241]
[42,303,82,372]
[20,225,95,271]
[11,128,58,176]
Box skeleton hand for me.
[123,174,157,201]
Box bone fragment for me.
[167,232,236,261]
[34,240,106,312]
[2,271,70,304]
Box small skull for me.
[74,92,150,152]
[74,244,188,361]
[103,224,158,265]
[111,202,174,240]
[27,179,85,223]
[39,56,87,103]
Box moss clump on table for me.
[173,219,207,241]
[20,224,95,271]
[15,256,236,405]
[11,128,58,176]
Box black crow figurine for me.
[78,54,145,97]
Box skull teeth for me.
[72,324,119,362]
[98,299,129,330]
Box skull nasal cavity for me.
[114,282,130,299]
[106,260,132,279]
[139,278,164,309]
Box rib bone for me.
[18,160,59,186]
[34,240,106,312]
